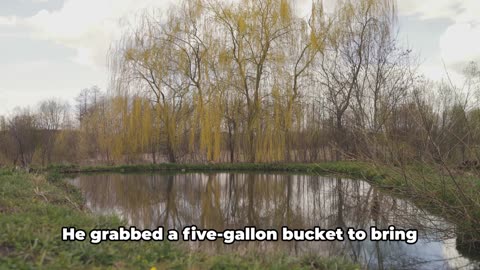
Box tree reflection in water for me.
[72,173,479,270]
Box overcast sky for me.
[0,0,479,115]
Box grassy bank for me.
[0,170,359,270]
[46,161,384,180]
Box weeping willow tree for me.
[210,0,298,162]
[109,0,227,162]
[110,13,187,162]
[100,0,408,164]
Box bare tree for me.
[7,108,40,169]
[37,99,69,165]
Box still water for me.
[71,173,480,270]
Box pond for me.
[71,172,480,270]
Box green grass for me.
[46,161,382,178]
[371,163,480,257]
[0,171,359,270]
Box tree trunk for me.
[335,115,344,161]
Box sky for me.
[0,0,479,115]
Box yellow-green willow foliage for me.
[100,0,406,164]
[256,85,286,162]
[107,95,161,163]
[209,0,301,162]
[176,0,225,162]
[73,93,158,164]
[121,96,155,161]
[193,93,224,162]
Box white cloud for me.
[399,0,461,21]
[0,16,18,26]
[418,64,464,86]
[398,0,480,79]
[0,58,104,114]
[23,0,176,68]
[440,23,480,68]
[398,0,480,22]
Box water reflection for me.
[72,173,480,270]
